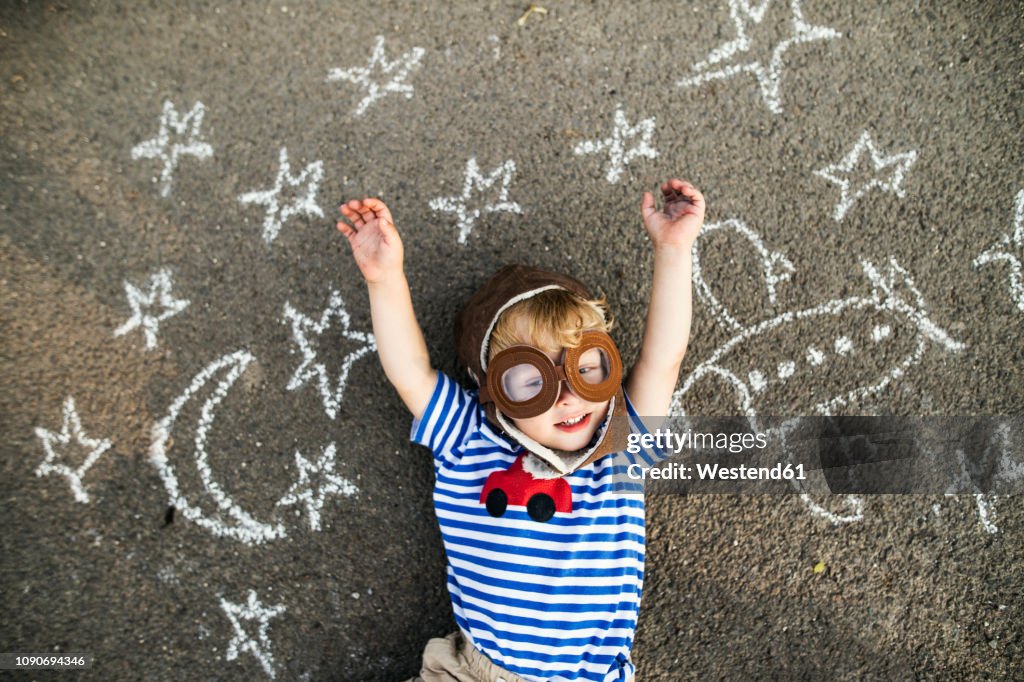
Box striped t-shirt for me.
[410,371,666,682]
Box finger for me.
[363,197,394,224]
[344,200,368,227]
[682,185,705,206]
[674,180,704,204]
[640,191,657,220]
[336,220,356,239]
[356,201,379,225]
[338,205,360,227]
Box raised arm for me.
[337,198,437,420]
[625,179,705,417]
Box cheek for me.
[511,413,553,434]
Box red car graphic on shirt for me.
[480,453,572,523]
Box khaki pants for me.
[407,631,534,682]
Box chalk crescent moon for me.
[150,350,286,544]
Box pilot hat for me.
[455,264,629,478]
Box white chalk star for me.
[283,291,376,419]
[326,35,426,116]
[276,443,358,531]
[814,130,918,221]
[677,0,841,114]
[573,104,659,184]
[219,589,286,679]
[238,147,325,245]
[429,158,523,245]
[113,267,190,350]
[974,189,1024,313]
[131,100,214,197]
[34,396,111,504]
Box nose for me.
[556,379,582,405]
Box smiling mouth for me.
[555,413,591,432]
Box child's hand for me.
[640,179,705,250]
[337,198,404,284]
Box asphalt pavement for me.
[1,1,1021,679]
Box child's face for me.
[505,317,612,452]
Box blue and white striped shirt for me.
[410,372,666,682]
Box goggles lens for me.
[501,362,546,403]
[575,347,610,386]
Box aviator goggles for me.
[479,330,623,419]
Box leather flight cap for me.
[455,264,629,478]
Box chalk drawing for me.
[150,351,287,544]
[573,104,658,184]
[993,422,1024,486]
[691,219,795,332]
[326,35,426,117]
[130,100,214,197]
[973,189,1024,313]
[238,147,325,245]
[113,267,190,350]
[34,396,111,504]
[428,158,523,245]
[220,589,286,679]
[814,129,918,221]
[974,495,998,534]
[933,495,999,533]
[276,443,358,531]
[673,249,964,523]
[676,0,840,114]
[283,291,377,420]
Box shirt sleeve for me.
[409,371,483,471]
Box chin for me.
[550,424,600,451]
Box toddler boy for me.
[336,179,705,681]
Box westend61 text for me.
[627,462,807,481]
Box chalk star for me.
[326,35,426,116]
[239,147,325,245]
[276,443,358,531]
[131,100,214,197]
[34,397,112,504]
[429,158,523,245]
[677,0,840,114]
[219,589,286,679]
[573,104,658,184]
[113,267,190,350]
[974,190,1024,313]
[814,130,918,221]
[283,291,376,419]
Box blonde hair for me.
[488,289,614,361]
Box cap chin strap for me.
[489,387,629,479]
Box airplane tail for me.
[861,257,965,353]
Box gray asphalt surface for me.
[2,1,1022,680]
